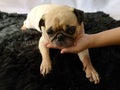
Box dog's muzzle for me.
[57,33,64,41]
[51,33,74,47]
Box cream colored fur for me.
[21,4,99,84]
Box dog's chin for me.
[52,39,74,48]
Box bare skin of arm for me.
[85,27,120,48]
[46,27,120,53]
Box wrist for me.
[86,34,95,48]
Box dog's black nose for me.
[57,34,64,41]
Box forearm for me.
[89,27,120,48]
[46,27,120,54]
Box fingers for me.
[46,41,82,54]
[61,47,79,54]
[61,48,73,54]
[46,42,64,49]
[46,42,80,54]
[46,43,56,48]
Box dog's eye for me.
[66,26,76,35]
[47,29,54,35]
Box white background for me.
[0,0,120,20]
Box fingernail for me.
[60,50,63,54]
[61,50,65,54]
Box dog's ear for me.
[39,15,45,30]
[73,8,84,24]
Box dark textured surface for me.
[0,11,120,90]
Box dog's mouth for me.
[51,33,75,47]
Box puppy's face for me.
[39,7,84,47]
[46,24,77,47]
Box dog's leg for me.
[39,36,52,76]
[78,49,100,84]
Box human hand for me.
[46,34,91,54]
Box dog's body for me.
[21,4,99,84]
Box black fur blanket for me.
[0,11,120,90]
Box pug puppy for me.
[21,4,99,84]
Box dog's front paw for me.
[84,65,100,84]
[40,60,52,76]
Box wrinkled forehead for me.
[44,10,78,30]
